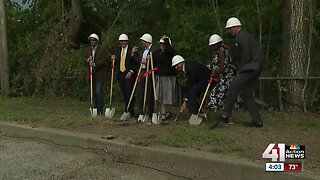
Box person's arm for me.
[210,48,225,77]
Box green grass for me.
[159,125,245,154]
[0,96,88,122]
[1,96,319,156]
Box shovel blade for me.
[142,115,149,122]
[110,108,116,118]
[105,107,116,118]
[152,113,160,124]
[90,108,98,117]
[189,114,202,125]
[120,112,130,121]
[137,114,144,122]
[105,108,110,117]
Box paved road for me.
[0,136,193,180]
[0,135,314,180]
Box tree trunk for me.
[0,0,10,94]
[65,0,83,47]
[281,0,308,110]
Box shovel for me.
[105,58,116,118]
[88,58,97,117]
[149,53,160,124]
[119,64,143,121]
[138,57,150,122]
[174,107,184,122]
[189,77,216,125]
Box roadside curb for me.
[0,121,314,180]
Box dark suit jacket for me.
[235,29,267,72]
[114,45,138,79]
[84,45,108,81]
[134,44,159,70]
[185,61,211,97]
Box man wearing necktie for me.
[84,33,108,115]
[134,33,159,120]
[112,34,138,116]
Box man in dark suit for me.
[85,33,108,115]
[112,34,138,116]
[172,55,211,118]
[210,17,267,129]
[134,33,158,120]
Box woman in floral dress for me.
[207,34,240,111]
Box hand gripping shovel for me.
[189,77,216,125]
[88,57,97,117]
[138,58,150,122]
[105,58,116,118]
[119,64,143,121]
[149,53,160,124]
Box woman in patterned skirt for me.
[207,34,239,115]
[153,35,176,123]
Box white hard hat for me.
[140,33,153,43]
[209,34,223,46]
[159,37,172,45]
[172,55,185,66]
[88,33,99,41]
[225,17,241,29]
[119,33,129,41]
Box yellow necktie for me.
[120,48,126,72]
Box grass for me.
[1,96,319,174]
[0,96,88,122]
[158,125,244,153]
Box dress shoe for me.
[252,121,263,128]
[209,115,228,130]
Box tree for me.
[281,0,315,111]
[0,0,10,94]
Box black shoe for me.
[252,121,263,128]
[209,115,228,130]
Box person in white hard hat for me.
[134,33,158,120]
[172,55,211,119]
[206,34,239,121]
[210,17,267,129]
[85,33,108,115]
[111,33,139,116]
[153,35,176,123]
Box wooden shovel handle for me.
[127,64,142,111]
[149,52,157,101]
[143,58,150,112]
[109,59,115,105]
[198,80,212,114]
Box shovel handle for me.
[149,52,157,102]
[197,79,212,114]
[127,64,143,111]
[90,65,93,109]
[143,58,150,112]
[109,58,115,105]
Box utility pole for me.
[0,0,10,94]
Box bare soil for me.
[26,113,320,178]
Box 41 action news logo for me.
[262,143,305,162]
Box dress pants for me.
[118,72,135,114]
[136,70,154,116]
[222,70,262,123]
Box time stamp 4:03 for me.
[266,162,303,172]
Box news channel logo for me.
[262,143,305,161]
[262,143,305,172]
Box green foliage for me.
[4,0,320,110]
